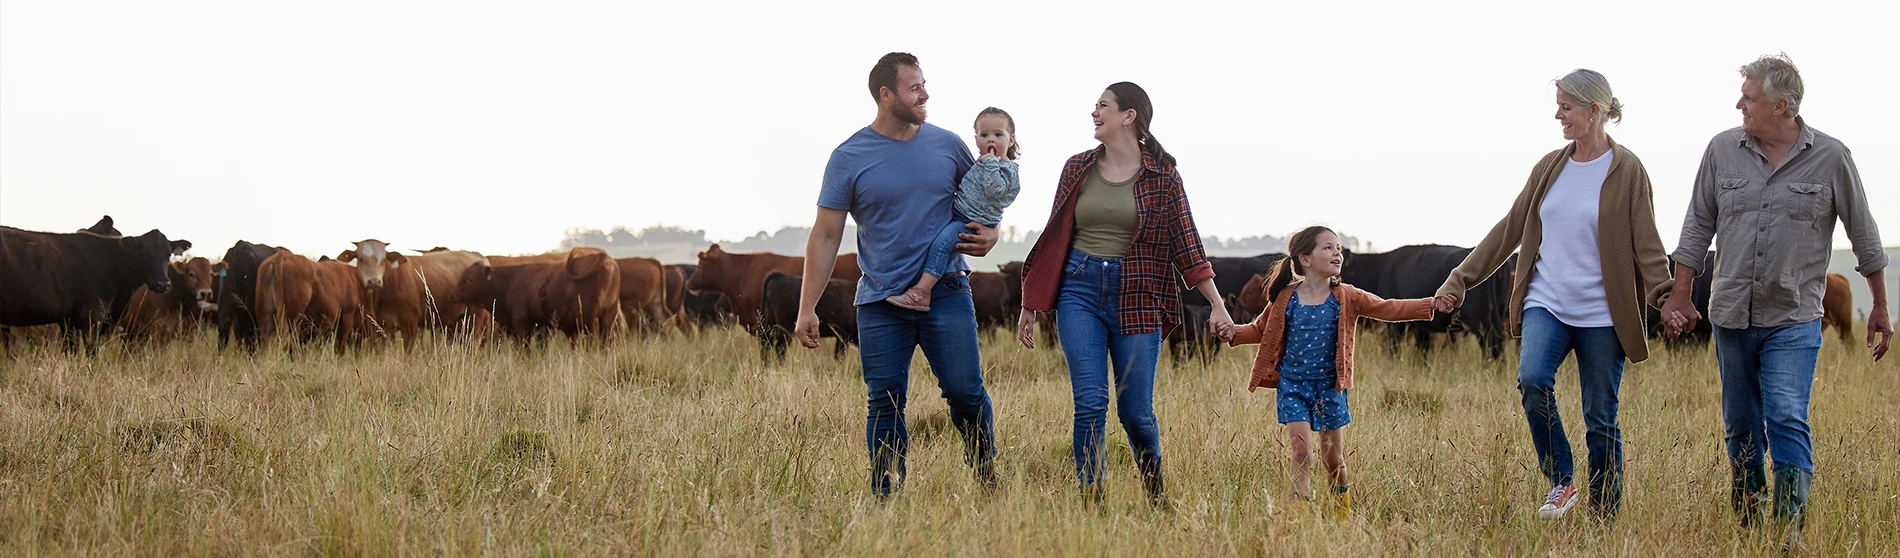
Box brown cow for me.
[255,252,363,354]
[616,257,672,335]
[337,240,426,351]
[486,252,568,266]
[684,244,859,333]
[119,257,217,341]
[455,248,619,343]
[1824,272,1854,343]
[969,270,1010,339]
[1238,271,1270,318]
[404,247,490,339]
[998,261,1057,348]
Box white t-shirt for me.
[1524,149,1613,328]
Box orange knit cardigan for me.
[1229,281,1433,392]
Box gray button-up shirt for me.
[1674,118,1887,329]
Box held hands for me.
[1017,308,1038,349]
[1659,294,1702,339]
[956,222,999,257]
[793,310,822,349]
[1868,306,1893,362]
[1432,294,1460,314]
[1211,306,1236,343]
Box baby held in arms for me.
[887,107,1022,311]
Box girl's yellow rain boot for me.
[1330,484,1352,521]
[1290,494,1314,519]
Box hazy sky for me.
[3,1,1895,261]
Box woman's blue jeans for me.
[1518,306,1626,515]
[1055,250,1163,492]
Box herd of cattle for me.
[0,217,1861,361]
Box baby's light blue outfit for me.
[919,155,1021,281]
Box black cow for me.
[1167,292,1251,366]
[0,225,190,352]
[1180,253,1287,308]
[216,240,286,350]
[670,264,733,329]
[1169,253,1283,364]
[1648,251,1715,346]
[759,271,857,362]
[80,215,121,236]
[1341,244,1513,359]
[3,216,125,348]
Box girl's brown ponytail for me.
[1266,226,1337,304]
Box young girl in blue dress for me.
[1224,226,1435,519]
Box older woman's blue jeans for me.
[1518,306,1626,516]
[1056,250,1163,494]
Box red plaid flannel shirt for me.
[1021,147,1215,336]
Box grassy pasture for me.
[0,324,1893,556]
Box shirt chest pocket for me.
[1715,176,1749,214]
[1785,181,1833,221]
[1132,189,1168,243]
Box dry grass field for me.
[0,324,1894,556]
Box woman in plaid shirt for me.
[1016,82,1232,506]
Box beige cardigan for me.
[1435,139,1674,363]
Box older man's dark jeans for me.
[1713,319,1821,473]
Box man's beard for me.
[895,102,927,125]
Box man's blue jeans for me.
[1713,319,1821,473]
[1518,307,1626,514]
[1055,250,1163,492]
[857,271,996,496]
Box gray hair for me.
[1739,53,1804,118]
[1554,69,1623,124]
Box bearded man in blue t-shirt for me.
[796,52,999,498]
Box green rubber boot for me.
[1731,465,1769,528]
[1773,466,1812,552]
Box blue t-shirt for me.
[818,123,975,305]
[1277,291,1341,383]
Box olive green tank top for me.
[1072,167,1139,258]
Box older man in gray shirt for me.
[1663,54,1891,546]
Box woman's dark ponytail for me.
[1106,82,1176,169]
[1139,128,1176,169]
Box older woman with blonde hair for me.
[1434,69,1673,522]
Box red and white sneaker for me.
[1537,484,1579,519]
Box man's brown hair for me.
[867,52,920,102]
